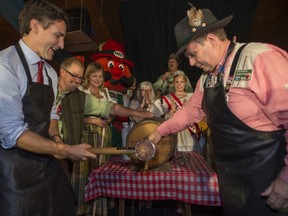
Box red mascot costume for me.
[91,40,135,147]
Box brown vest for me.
[61,89,86,145]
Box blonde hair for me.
[173,73,188,83]
[82,62,104,90]
[134,81,156,102]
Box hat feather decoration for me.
[174,3,233,55]
[187,3,206,32]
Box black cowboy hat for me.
[175,5,233,55]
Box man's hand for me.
[162,71,170,80]
[148,130,162,145]
[261,177,288,211]
[56,143,96,161]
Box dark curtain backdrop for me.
[119,0,259,89]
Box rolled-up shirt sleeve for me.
[0,56,29,149]
[0,41,60,149]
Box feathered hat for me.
[175,4,233,55]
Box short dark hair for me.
[168,53,180,63]
[194,28,227,45]
[18,0,69,36]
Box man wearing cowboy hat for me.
[148,4,288,216]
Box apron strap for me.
[15,42,33,85]
[15,42,53,87]
[224,43,248,94]
[229,43,248,77]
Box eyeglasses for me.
[63,68,84,82]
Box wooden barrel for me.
[126,117,176,169]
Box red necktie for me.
[37,61,44,84]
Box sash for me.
[162,92,201,141]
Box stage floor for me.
[106,200,223,216]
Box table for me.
[85,152,221,215]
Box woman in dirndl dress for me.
[77,62,114,216]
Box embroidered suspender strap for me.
[225,43,248,94]
[206,42,236,88]
[229,43,248,77]
[219,42,236,74]
[170,93,201,141]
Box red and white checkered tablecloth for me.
[85,152,221,206]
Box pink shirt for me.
[157,42,288,182]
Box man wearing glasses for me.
[63,67,84,83]
[48,57,153,214]
[50,57,153,144]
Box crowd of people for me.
[0,0,287,216]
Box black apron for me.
[0,43,76,216]
[202,45,286,216]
